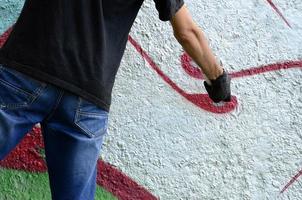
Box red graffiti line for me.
[281,168,302,194]
[181,53,302,80]
[129,36,302,114]
[0,127,157,200]
[0,126,47,172]
[97,161,157,200]
[0,27,12,47]
[128,36,238,114]
[181,53,204,79]
[266,0,292,28]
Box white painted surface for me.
[102,0,302,199]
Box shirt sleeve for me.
[153,0,185,21]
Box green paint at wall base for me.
[0,168,117,200]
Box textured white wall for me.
[102,0,302,199]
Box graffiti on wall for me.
[129,36,302,114]
[0,0,302,198]
[266,0,292,28]
[128,0,302,194]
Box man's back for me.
[0,0,149,111]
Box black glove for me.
[204,70,231,103]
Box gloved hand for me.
[204,69,231,103]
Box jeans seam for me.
[74,114,108,138]
[74,118,95,138]
[76,111,107,117]
[43,90,65,124]
[74,98,94,138]
[0,102,28,110]
[74,97,108,138]
[28,83,47,105]
[0,64,47,108]
[0,80,47,110]
[0,78,33,98]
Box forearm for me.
[170,5,231,103]
[176,27,223,80]
[171,6,223,80]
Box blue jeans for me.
[0,64,109,200]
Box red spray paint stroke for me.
[266,0,292,28]
[97,161,157,200]
[0,127,157,200]
[128,36,238,114]
[181,53,302,80]
[0,27,13,47]
[0,126,47,172]
[280,169,302,194]
[181,53,204,79]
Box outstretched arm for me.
[170,5,231,102]
[170,5,223,80]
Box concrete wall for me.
[1,0,302,199]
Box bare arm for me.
[170,5,223,80]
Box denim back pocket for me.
[0,64,47,110]
[74,97,109,138]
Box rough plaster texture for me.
[0,0,23,31]
[105,0,302,199]
[0,0,302,199]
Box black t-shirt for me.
[0,0,184,111]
